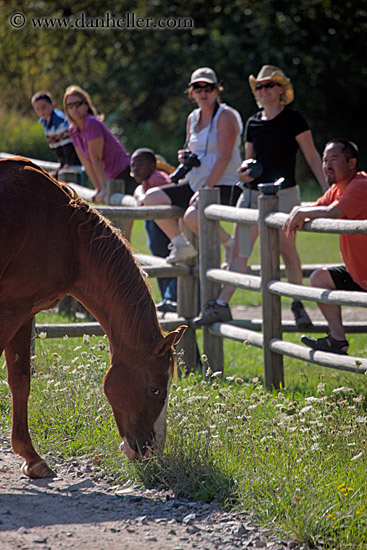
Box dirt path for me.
[0,436,310,550]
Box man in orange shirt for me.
[283,138,367,355]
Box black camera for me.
[236,159,263,189]
[242,159,263,179]
[170,152,201,183]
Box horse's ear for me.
[153,325,187,357]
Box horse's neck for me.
[70,222,160,357]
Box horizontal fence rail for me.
[95,205,184,220]
[204,204,259,225]
[209,322,264,349]
[206,269,261,291]
[35,317,187,339]
[269,339,367,373]
[265,211,367,234]
[268,280,367,307]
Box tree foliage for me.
[0,0,366,167]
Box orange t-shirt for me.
[315,172,367,289]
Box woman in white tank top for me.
[143,67,243,264]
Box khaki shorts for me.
[237,185,301,257]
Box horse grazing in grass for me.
[0,158,186,478]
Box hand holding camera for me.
[170,151,201,184]
[238,158,263,182]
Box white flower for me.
[351,452,363,461]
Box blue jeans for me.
[145,220,177,301]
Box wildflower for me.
[332,386,353,394]
[317,382,326,395]
[351,452,363,461]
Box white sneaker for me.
[166,241,197,264]
[221,236,234,269]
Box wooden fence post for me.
[176,230,199,374]
[198,188,224,375]
[106,179,125,233]
[258,192,284,389]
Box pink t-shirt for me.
[69,115,130,179]
[315,171,367,289]
[141,169,171,193]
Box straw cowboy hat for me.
[249,65,294,106]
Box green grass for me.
[1,343,366,549]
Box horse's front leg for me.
[5,318,56,478]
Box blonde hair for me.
[63,85,104,122]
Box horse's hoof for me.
[21,460,56,479]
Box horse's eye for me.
[151,387,161,396]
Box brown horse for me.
[0,158,186,478]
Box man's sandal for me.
[301,334,349,356]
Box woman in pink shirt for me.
[63,85,137,239]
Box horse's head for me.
[103,325,186,459]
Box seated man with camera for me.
[143,67,243,264]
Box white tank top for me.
[187,103,243,192]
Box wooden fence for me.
[33,184,367,387]
[198,188,367,388]
[8,154,367,386]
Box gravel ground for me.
[0,437,311,550]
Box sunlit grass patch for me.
[1,324,367,548]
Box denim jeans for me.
[145,220,177,301]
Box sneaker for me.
[156,299,177,313]
[166,241,197,264]
[291,300,313,329]
[222,236,234,269]
[194,300,232,326]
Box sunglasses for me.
[66,100,85,109]
[255,82,281,91]
[192,83,216,93]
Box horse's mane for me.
[2,158,166,359]
[62,185,164,358]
